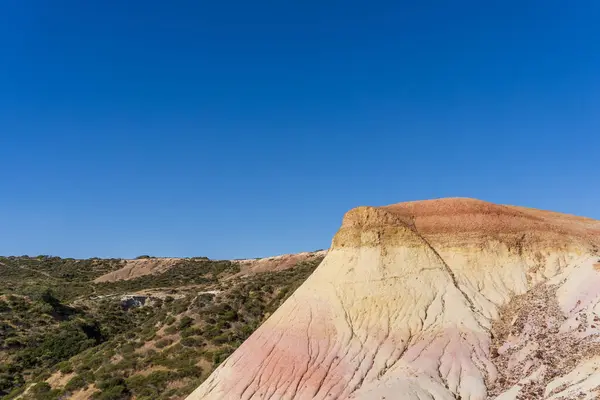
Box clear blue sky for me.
[1,1,599,259]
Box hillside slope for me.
[0,252,325,400]
[188,198,600,400]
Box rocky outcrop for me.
[120,295,149,309]
[186,198,600,399]
[94,251,327,283]
[234,251,328,274]
[94,258,181,283]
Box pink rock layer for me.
[187,198,600,400]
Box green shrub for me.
[220,310,238,322]
[119,343,135,354]
[30,382,52,395]
[113,355,139,371]
[175,364,202,378]
[0,299,10,313]
[155,338,173,349]
[234,324,255,340]
[180,336,203,347]
[36,371,52,382]
[178,317,195,332]
[180,327,202,338]
[28,382,63,400]
[5,336,23,348]
[126,370,174,398]
[79,371,96,384]
[93,376,130,400]
[211,333,231,345]
[58,361,74,374]
[15,320,101,370]
[172,301,188,314]
[64,374,86,392]
[92,385,130,400]
[164,325,178,335]
[212,348,233,367]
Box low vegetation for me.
[0,253,324,399]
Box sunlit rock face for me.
[187,198,600,400]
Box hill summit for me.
[188,198,600,400]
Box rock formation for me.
[235,251,328,274]
[94,258,181,282]
[187,198,600,399]
[120,295,150,309]
[94,251,326,283]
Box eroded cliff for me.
[187,198,600,399]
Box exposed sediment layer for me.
[187,198,600,400]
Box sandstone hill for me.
[93,252,327,283]
[188,198,600,400]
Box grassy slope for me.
[0,255,324,400]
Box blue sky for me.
[1,1,599,259]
